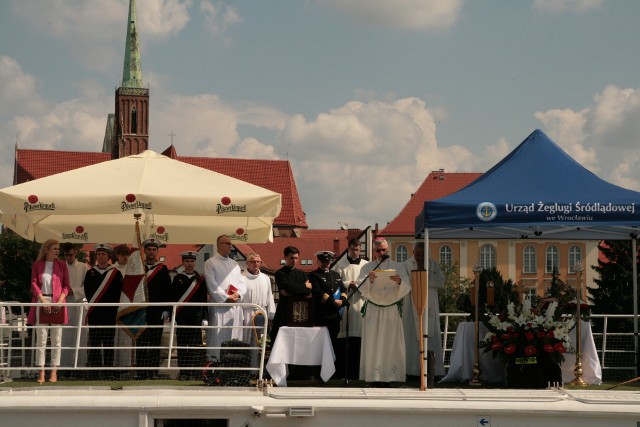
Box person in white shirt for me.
[241,253,275,367]
[403,241,446,378]
[59,242,88,374]
[204,235,247,359]
[113,244,130,277]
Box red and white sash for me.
[87,267,119,316]
[176,275,203,314]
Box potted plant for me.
[481,300,575,388]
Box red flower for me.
[491,335,498,342]
[543,344,555,353]
[491,342,502,352]
[506,327,514,333]
[500,333,510,340]
[525,332,534,341]
[537,331,547,339]
[524,345,537,356]
[547,330,554,338]
[554,342,566,353]
[503,344,516,355]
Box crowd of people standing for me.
[27,235,443,386]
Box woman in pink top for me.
[29,239,71,383]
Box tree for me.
[0,231,40,307]
[590,240,640,331]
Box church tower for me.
[111,0,149,159]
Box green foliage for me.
[452,268,520,322]
[479,268,520,311]
[0,231,40,305]
[590,240,640,331]
[438,261,469,314]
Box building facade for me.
[379,170,597,301]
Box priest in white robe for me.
[60,243,88,372]
[204,235,247,359]
[241,253,275,346]
[403,242,446,377]
[358,238,410,385]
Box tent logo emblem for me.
[477,202,497,222]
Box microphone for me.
[346,253,390,302]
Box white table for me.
[440,320,602,385]
[266,326,336,387]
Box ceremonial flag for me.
[116,230,147,340]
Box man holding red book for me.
[204,235,247,359]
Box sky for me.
[1,0,640,230]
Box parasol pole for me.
[411,269,428,390]
[130,214,144,378]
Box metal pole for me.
[633,238,638,377]
[570,261,586,386]
[469,264,482,386]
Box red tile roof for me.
[13,148,307,228]
[379,171,482,236]
[233,229,352,274]
[14,149,109,183]
[178,156,307,228]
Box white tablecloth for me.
[266,326,336,387]
[440,320,602,385]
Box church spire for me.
[122,0,143,88]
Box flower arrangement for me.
[481,299,575,365]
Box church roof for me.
[178,155,307,228]
[121,0,143,88]
[379,171,482,237]
[13,148,308,228]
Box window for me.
[439,245,453,265]
[523,245,536,274]
[395,245,408,263]
[131,107,137,134]
[479,245,496,269]
[522,287,537,302]
[545,246,559,273]
[568,245,582,273]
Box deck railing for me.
[0,301,268,385]
[2,302,638,384]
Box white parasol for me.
[0,151,282,244]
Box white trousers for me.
[36,325,62,367]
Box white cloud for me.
[0,56,45,116]
[11,0,190,74]
[535,84,640,192]
[591,85,640,144]
[278,97,471,227]
[533,0,604,13]
[233,137,279,159]
[317,0,462,31]
[200,0,243,42]
[534,107,597,169]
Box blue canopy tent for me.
[415,129,640,241]
[415,129,640,376]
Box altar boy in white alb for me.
[204,235,247,359]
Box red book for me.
[227,284,238,295]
